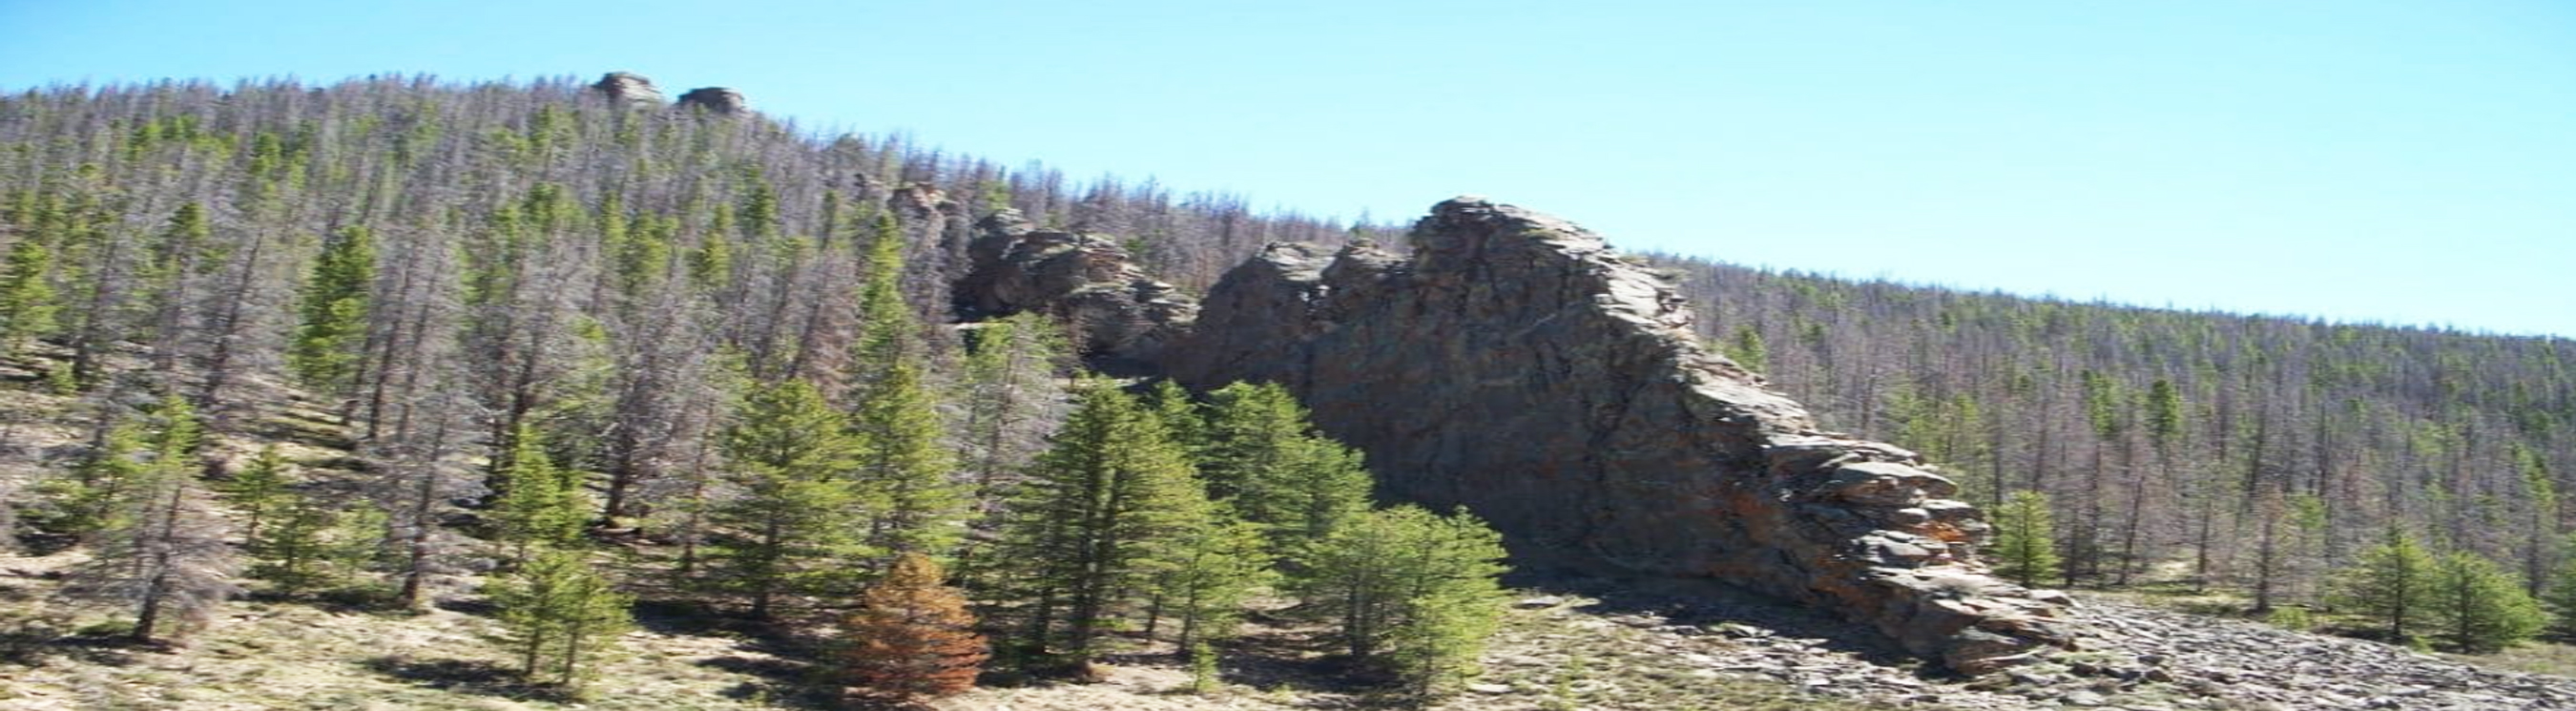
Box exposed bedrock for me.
[590,72,665,107]
[954,209,1198,370]
[1161,197,2077,673]
[676,86,749,115]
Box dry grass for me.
[0,549,806,710]
[2442,639,2576,679]
[3,349,1936,711]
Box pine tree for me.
[987,382,1207,672]
[141,201,223,382]
[248,491,337,597]
[1197,382,1297,502]
[488,547,634,690]
[2543,536,2576,639]
[713,379,864,618]
[2331,528,2440,643]
[65,395,240,642]
[324,501,394,600]
[1148,379,1206,460]
[850,220,919,380]
[1150,513,1275,655]
[2429,551,2545,653]
[489,424,588,561]
[1989,491,2061,588]
[218,445,291,542]
[842,552,988,701]
[1295,505,1509,697]
[957,311,1070,498]
[2521,446,2559,598]
[850,358,965,559]
[287,225,373,395]
[32,420,148,538]
[1721,324,1767,372]
[1196,382,1371,554]
[0,234,59,356]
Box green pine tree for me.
[835,219,964,560]
[1989,491,2062,588]
[488,547,634,691]
[219,445,292,543]
[1296,505,1509,697]
[851,215,916,370]
[287,225,373,394]
[1147,379,1207,459]
[490,424,590,561]
[2543,535,2576,639]
[65,395,239,642]
[1150,512,1275,655]
[1721,324,1767,372]
[1198,382,1300,502]
[850,358,965,560]
[2429,551,2545,653]
[0,234,60,356]
[33,420,148,537]
[1197,382,1371,554]
[957,311,1070,497]
[249,491,337,597]
[713,379,864,619]
[2330,528,2440,643]
[987,381,1209,672]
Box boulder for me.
[955,210,1197,370]
[1162,197,2076,673]
[591,72,663,106]
[676,87,748,115]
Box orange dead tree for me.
[842,553,989,701]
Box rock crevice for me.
[1161,197,2074,673]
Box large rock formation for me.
[591,72,664,106]
[1163,197,2076,673]
[955,209,1197,370]
[676,87,749,115]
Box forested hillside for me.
[2,73,2573,705]
[1655,254,2575,606]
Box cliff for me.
[1156,198,2077,673]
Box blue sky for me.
[6,1,2572,336]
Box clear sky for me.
[5,1,2572,337]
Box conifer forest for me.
[2,74,2573,709]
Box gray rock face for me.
[1163,197,2074,674]
[886,182,970,319]
[592,72,663,106]
[956,209,1197,369]
[675,87,748,115]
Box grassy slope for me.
[0,347,1920,710]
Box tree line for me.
[1652,251,2573,624]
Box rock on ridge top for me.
[591,72,664,106]
[676,86,749,115]
[1164,197,2079,674]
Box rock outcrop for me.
[1163,197,2075,673]
[591,72,664,106]
[955,209,1197,370]
[676,87,748,115]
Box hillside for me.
[6,371,2569,709]
[2,73,2573,709]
